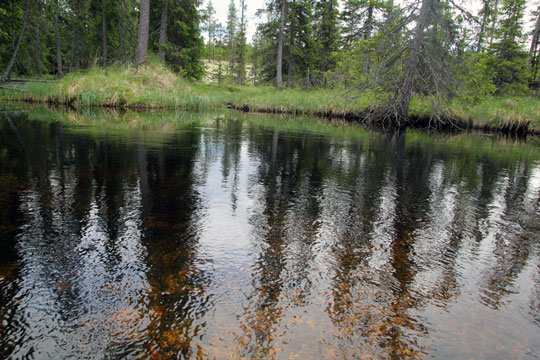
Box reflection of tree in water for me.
[473,159,540,309]
[0,116,150,357]
[323,132,540,358]
[1,112,540,359]
[236,128,327,358]
[322,132,434,359]
[136,128,214,359]
[217,117,244,214]
[0,114,32,357]
[232,125,540,358]
[0,114,213,358]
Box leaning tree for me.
[365,0,477,126]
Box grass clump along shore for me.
[1,58,539,134]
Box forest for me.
[0,0,539,127]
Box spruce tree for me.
[314,0,340,86]
[487,0,528,94]
[166,0,205,79]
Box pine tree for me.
[476,0,497,52]
[341,0,385,48]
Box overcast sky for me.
[201,0,537,45]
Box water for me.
[1,108,539,359]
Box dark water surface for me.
[1,108,540,359]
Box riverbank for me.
[1,60,539,134]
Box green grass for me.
[1,57,539,132]
[449,96,540,131]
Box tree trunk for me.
[158,0,168,61]
[119,0,126,61]
[528,9,540,72]
[102,0,108,66]
[364,3,374,40]
[488,0,499,47]
[397,0,432,119]
[135,0,150,67]
[238,0,246,85]
[476,0,490,53]
[1,0,30,83]
[362,3,374,75]
[54,0,63,78]
[287,0,295,88]
[73,0,81,71]
[276,0,286,88]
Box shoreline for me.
[1,61,538,137]
[2,96,538,137]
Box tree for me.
[226,0,238,77]
[135,0,150,66]
[165,0,205,79]
[202,0,216,60]
[277,0,286,87]
[314,0,340,86]
[235,0,247,84]
[158,0,169,61]
[476,0,498,53]
[254,0,320,87]
[487,0,528,94]
[286,0,315,87]
[528,5,540,88]
[396,0,432,118]
[102,0,107,66]
[54,0,63,78]
[69,0,83,71]
[358,0,467,123]
[1,0,30,83]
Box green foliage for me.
[483,0,530,95]
[487,40,530,95]
[163,0,205,80]
[286,0,316,85]
[458,53,496,104]
[313,0,340,85]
